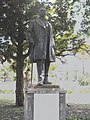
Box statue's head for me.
[38,7,47,18]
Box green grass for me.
[66,89,74,94]
[0,89,14,94]
[66,117,81,120]
[80,88,90,94]
[66,117,90,120]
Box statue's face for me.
[38,8,47,18]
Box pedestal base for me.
[24,85,66,120]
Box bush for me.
[78,76,90,86]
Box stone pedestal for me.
[24,85,66,120]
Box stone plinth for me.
[24,85,66,120]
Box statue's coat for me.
[26,18,56,62]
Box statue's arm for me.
[50,23,55,47]
[26,20,34,46]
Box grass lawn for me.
[0,99,23,120]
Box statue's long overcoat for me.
[26,18,56,63]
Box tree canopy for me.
[0,0,89,62]
[0,0,42,106]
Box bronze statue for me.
[26,8,56,85]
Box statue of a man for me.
[26,8,56,85]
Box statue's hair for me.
[38,7,46,13]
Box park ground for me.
[0,81,90,120]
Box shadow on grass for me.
[0,99,23,120]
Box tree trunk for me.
[16,44,24,106]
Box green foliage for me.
[81,0,90,37]
[78,79,90,86]
[0,0,43,65]
[0,62,15,81]
[49,65,57,71]
[43,0,87,57]
[66,117,90,120]
[0,0,88,62]
[66,89,74,94]
[78,75,90,86]
[0,0,43,106]
[66,116,81,120]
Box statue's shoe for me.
[37,79,43,86]
[43,81,52,84]
[37,83,43,86]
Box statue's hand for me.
[53,45,56,51]
[30,41,34,47]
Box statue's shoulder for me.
[28,19,37,27]
[35,18,40,23]
[47,22,52,30]
[30,19,36,24]
[48,22,52,26]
